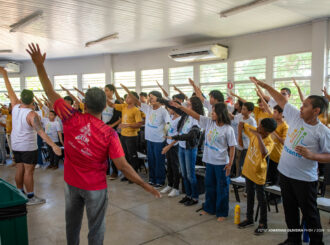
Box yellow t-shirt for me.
[242,123,274,185]
[318,113,329,126]
[79,102,85,114]
[114,104,142,136]
[269,121,289,163]
[6,114,12,134]
[253,106,272,126]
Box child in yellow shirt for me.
[237,118,277,235]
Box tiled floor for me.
[1,164,330,245]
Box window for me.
[54,75,78,99]
[82,73,106,91]
[200,63,228,98]
[234,83,259,104]
[141,69,163,95]
[273,52,312,108]
[234,58,266,82]
[169,66,193,97]
[25,76,46,99]
[0,77,20,103]
[114,71,136,98]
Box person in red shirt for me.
[26,43,160,245]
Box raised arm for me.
[252,78,271,102]
[120,83,141,107]
[113,87,124,104]
[60,85,80,105]
[255,88,272,115]
[156,80,169,98]
[73,86,85,97]
[293,78,304,102]
[169,101,200,121]
[189,78,204,103]
[0,67,20,106]
[321,86,330,101]
[173,85,188,101]
[251,77,287,109]
[26,43,61,104]
[229,90,247,104]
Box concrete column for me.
[311,19,328,95]
[104,54,113,84]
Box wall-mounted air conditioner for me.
[0,61,20,73]
[169,44,228,62]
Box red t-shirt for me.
[54,98,124,190]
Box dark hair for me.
[281,87,291,96]
[209,90,224,103]
[243,102,254,112]
[149,90,162,99]
[273,105,283,113]
[64,96,74,105]
[214,102,231,125]
[139,92,147,97]
[105,84,115,92]
[85,87,106,114]
[257,97,269,104]
[21,89,34,105]
[173,93,186,101]
[49,110,57,116]
[308,95,329,115]
[129,91,139,100]
[232,100,244,115]
[260,118,277,133]
[190,96,204,116]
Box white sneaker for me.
[160,186,172,194]
[35,164,40,169]
[27,196,46,206]
[168,188,180,197]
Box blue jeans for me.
[203,163,230,217]
[178,146,198,200]
[147,140,166,185]
[37,135,43,165]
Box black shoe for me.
[238,219,254,229]
[148,181,154,186]
[184,199,198,206]
[121,177,128,182]
[179,196,190,204]
[278,239,302,245]
[154,184,163,189]
[254,224,268,235]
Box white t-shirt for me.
[102,99,115,124]
[268,98,277,109]
[178,116,199,148]
[56,116,63,132]
[278,103,330,182]
[42,118,61,143]
[140,103,168,143]
[231,114,257,150]
[0,115,6,134]
[166,115,181,145]
[199,116,237,165]
[203,100,213,117]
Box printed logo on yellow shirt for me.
[247,144,258,165]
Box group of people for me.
[0,42,329,245]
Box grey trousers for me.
[65,183,108,245]
[0,133,6,164]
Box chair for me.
[137,151,148,174]
[317,197,330,213]
[264,185,281,213]
[230,176,246,202]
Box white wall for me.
[17,18,330,94]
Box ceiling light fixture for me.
[9,10,43,32]
[219,0,279,18]
[0,50,13,53]
[85,32,119,47]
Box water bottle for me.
[234,204,240,224]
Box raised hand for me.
[26,43,46,66]
[250,77,267,88]
[120,83,130,93]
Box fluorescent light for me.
[10,10,43,32]
[85,33,119,47]
[0,50,12,53]
[219,0,278,18]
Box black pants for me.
[47,142,61,167]
[279,173,323,244]
[246,177,267,225]
[165,144,180,189]
[267,159,280,185]
[120,135,139,172]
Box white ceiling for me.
[0,0,329,60]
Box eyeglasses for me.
[281,93,288,96]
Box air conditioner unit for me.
[0,61,20,73]
[169,44,228,62]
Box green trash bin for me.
[0,178,29,245]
